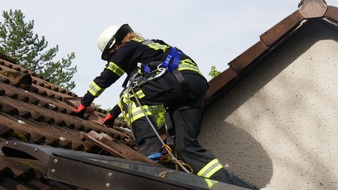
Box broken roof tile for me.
[0,55,139,157]
[2,1,337,189]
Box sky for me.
[1,0,300,110]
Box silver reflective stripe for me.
[197,159,224,178]
[106,62,125,77]
[88,81,104,97]
[130,105,152,122]
[140,39,169,51]
[141,39,152,45]
[135,90,145,99]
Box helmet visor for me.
[101,24,133,60]
[101,35,117,60]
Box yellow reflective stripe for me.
[120,90,152,122]
[118,96,130,126]
[180,59,197,66]
[87,81,104,97]
[142,40,169,52]
[130,105,152,122]
[178,59,202,75]
[205,179,218,188]
[197,159,224,178]
[148,42,169,51]
[132,37,145,42]
[134,38,170,52]
[120,92,136,126]
[123,90,145,99]
[135,90,145,99]
[106,62,125,77]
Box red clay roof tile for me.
[2,1,337,189]
[0,55,142,188]
[205,2,338,108]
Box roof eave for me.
[204,3,338,109]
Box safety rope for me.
[120,87,193,173]
[119,47,193,173]
[160,144,193,173]
[127,84,191,174]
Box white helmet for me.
[97,24,133,60]
[97,25,120,52]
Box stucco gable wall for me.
[200,22,338,190]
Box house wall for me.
[200,21,338,190]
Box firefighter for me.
[73,24,249,186]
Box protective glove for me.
[73,103,87,118]
[102,113,115,128]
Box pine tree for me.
[0,9,77,90]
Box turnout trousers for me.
[119,70,237,184]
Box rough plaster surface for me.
[200,22,338,190]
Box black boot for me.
[138,137,163,158]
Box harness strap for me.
[162,47,181,72]
[138,62,151,74]
[163,47,192,96]
[128,47,193,97]
[137,47,181,74]
[172,69,192,98]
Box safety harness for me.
[131,46,193,100]
[119,45,195,173]
[142,46,181,74]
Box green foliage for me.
[149,105,166,127]
[208,65,221,79]
[0,9,77,90]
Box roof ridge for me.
[299,0,328,18]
